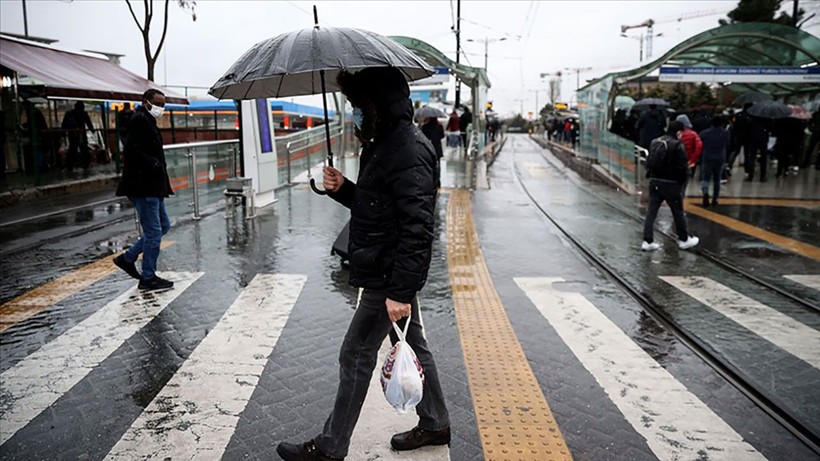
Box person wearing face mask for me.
[113,89,175,291]
[277,67,449,461]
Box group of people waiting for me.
[544,116,580,149]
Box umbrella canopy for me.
[732,92,773,106]
[747,100,791,119]
[787,104,812,120]
[415,106,445,119]
[614,95,635,109]
[209,26,434,100]
[633,98,669,108]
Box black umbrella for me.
[633,98,669,108]
[209,7,433,194]
[746,100,791,119]
[732,92,773,106]
[415,106,446,119]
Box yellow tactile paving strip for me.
[447,189,572,460]
[683,202,820,261]
[0,241,174,333]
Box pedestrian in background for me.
[459,105,472,154]
[113,89,175,291]
[637,104,666,149]
[698,116,730,207]
[277,67,450,461]
[641,121,699,252]
[421,115,444,188]
[675,114,703,179]
[118,102,134,149]
[802,108,820,170]
[61,101,94,171]
[773,116,805,178]
[446,109,460,148]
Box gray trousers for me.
[314,289,450,458]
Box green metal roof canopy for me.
[389,36,491,89]
[581,22,820,97]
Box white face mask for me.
[147,102,165,118]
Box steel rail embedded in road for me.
[509,146,820,456]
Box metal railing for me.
[163,140,240,220]
[276,122,350,185]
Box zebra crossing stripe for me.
[515,277,765,460]
[0,271,202,446]
[348,291,449,460]
[784,275,820,292]
[105,274,306,460]
[661,276,820,369]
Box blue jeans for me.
[124,197,170,279]
[701,159,724,199]
[314,289,450,458]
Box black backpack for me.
[646,136,670,174]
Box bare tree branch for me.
[144,0,152,26]
[125,0,144,33]
[152,0,171,62]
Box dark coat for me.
[421,119,444,159]
[329,94,437,303]
[647,134,688,184]
[116,105,173,198]
[637,109,666,149]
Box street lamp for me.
[564,66,593,92]
[467,37,507,72]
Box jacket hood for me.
[676,114,692,129]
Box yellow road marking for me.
[684,198,820,208]
[684,203,820,261]
[0,241,175,333]
[447,189,572,460]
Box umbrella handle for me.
[310,178,329,195]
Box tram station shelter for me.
[0,34,186,180]
[389,36,491,154]
[576,22,820,192]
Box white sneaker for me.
[678,236,699,250]
[641,241,661,251]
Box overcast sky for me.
[2,0,818,116]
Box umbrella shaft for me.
[320,69,334,168]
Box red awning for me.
[0,35,188,104]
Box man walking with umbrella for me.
[276,67,450,461]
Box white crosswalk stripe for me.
[0,271,203,445]
[516,277,766,461]
[105,273,307,460]
[661,276,820,369]
[784,274,820,292]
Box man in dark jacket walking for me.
[421,116,444,188]
[61,101,95,170]
[458,105,472,154]
[641,121,699,252]
[636,104,666,149]
[277,67,450,461]
[113,89,175,291]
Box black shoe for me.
[711,198,718,207]
[138,275,174,291]
[276,440,342,461]
[113,254,141,280]
[391,426,451,451]
[702,194,709,207]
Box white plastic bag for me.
[380,314,425,413]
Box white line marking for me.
[515,277,765,461]
[661,276,820,369]
[348,291,449,460]
[784,274,820,292]
[105,274,307,460]
[0,271,203,445]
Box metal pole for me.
[455,0,461,108]
[793,0,799,27]
[484,38,488,71]
[22,0,29,38]
[188,147,201,220]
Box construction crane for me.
[620,8,731,60]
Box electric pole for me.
[22,0,29,37]
[793,0,799,27]
[454,0,461,109]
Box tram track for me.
[532,139,819,314]
[509,140,820,455]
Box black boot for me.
[702,193,710,207]
[391,426,451,451]
[113,254,141,280]
[276,440,342,461]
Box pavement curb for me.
[0,174,120,208]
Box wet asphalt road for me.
[1,138,818,460]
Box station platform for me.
[0,135,818,460]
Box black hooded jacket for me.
[329,80,437,303]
